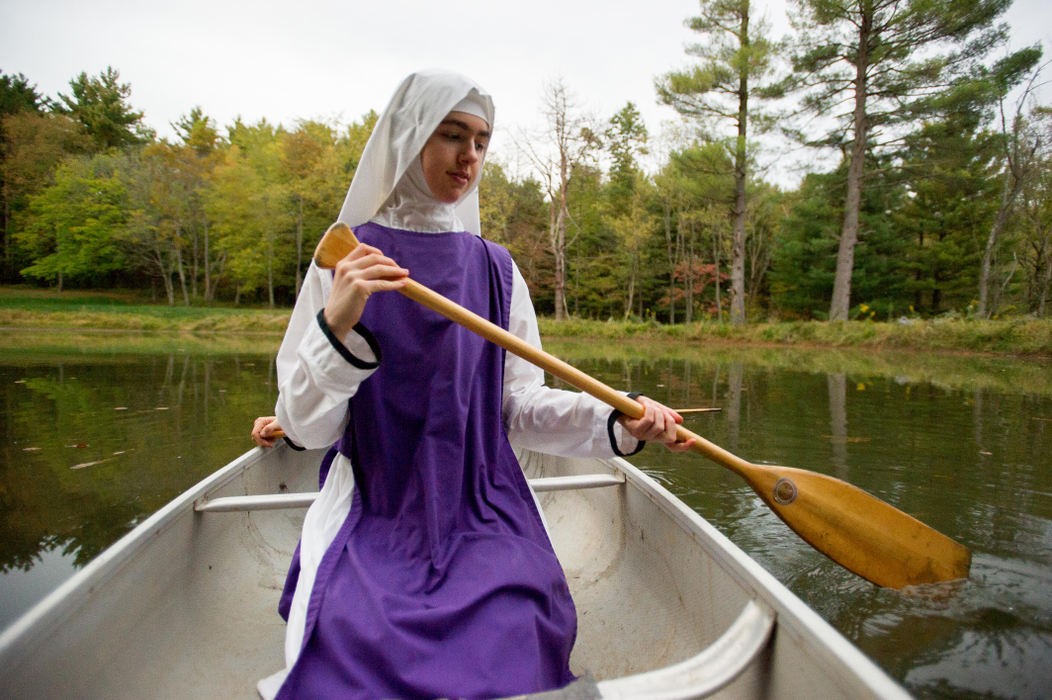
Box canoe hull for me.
[0,445,908,699]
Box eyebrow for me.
[441,118,491,140]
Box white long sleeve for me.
[273,262,378,449]
[501,265,639,457]
[273,259,640,458]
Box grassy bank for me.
[0,286,291,333]
[2,286,1050,356]
[538,317,1052,357]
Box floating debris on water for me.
[71,458,112,470]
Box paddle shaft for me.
[407,279,758,467]
[307,223,971,587]
[267,408,715,439]
[318,224,742,465]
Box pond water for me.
[1,331,1050,699]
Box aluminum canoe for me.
[0,443,910,698]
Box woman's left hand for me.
[618,395,696,453]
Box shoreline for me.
[3,322,1050,399]
[2,316,1050,360]
[1,292,1050,359]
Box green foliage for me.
[206,138,284,301]
[786,0,1017,140]
[768,170,840,317]
[0,71,47,118]
[1016,116,1052,315]
[605,102,648,210]
[656,0,780,128]
[172,107,221,156]
[782,0,1034,321]
[895,119,998,314]
[479,160,551,304]
[656,0,784,324]
[57,67,151,152]
[769,161,912,320]
[1,72,58,281]
[2,112,90,281]
[16,155,128,288]
[0,52,1049,323]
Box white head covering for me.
[337,70,494,235]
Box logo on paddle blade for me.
[773,477,798,505]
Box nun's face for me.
[420,111,490,203]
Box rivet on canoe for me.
[773,477,798,506]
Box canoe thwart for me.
[194,473,626,513]
[528,473,625,492]
[596,599,776,699]
[194,492,318,513]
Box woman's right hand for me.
[251,416,282,448]
[323,243,409,337]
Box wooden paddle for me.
[310,222,971,589]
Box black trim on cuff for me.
[316,309,382,369]
[282,436,306,451]
[608,391,646,457]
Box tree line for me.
[1,0,1049,322]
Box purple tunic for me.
[276,223,578,699]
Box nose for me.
[458,140,480,164]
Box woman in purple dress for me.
[255,70,691,699]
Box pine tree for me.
[656,0,781,325]
[58,67,151,152]
[783,0,1028,320]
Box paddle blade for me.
[744,465,971,588]
[313,222,359,268]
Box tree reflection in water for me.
[2,336,1050,698]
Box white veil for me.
[336,70,494,235]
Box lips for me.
[449,170,470,186]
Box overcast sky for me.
[2,0,1048,187]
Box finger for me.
[251,433,273,447]
[662,410,680,438]
[355,270,410,287]
[335,256,408,282]
[342,247,408,274]
[351,252,406,273]
[343,243,384,262]
[625,413,654,439]
[646,406,667,440]
[666,438,696,453]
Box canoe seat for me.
[194,473,627,513]
[594,599,775,698]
